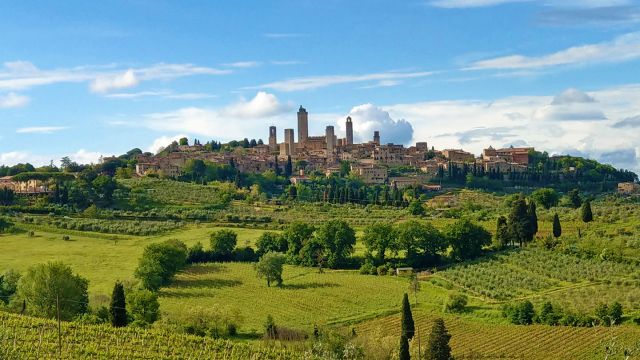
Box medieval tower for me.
[345,116,353,145]
[297,106,308,144]
[268,126,277,151]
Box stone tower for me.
[373,131,380,145]
[346,116,353,145]
[268,126,277,151]
[297,106,308,145]
[284,128,295,156]
[325,126,335,155]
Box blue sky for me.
[1,0,639,172]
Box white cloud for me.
[0,61,230,92]
[0,149,102,167]
[551,88,596,104]
[16,126,68,134]
[384,85,640,172]
[223,61,261,68]
[133,92,292,141]
[338,104,414,145]
[254,71,434,92]
[90,69,139,93]
[147,134,188,154]
[105,90,216,100]
[69,149,102,165]
[467,32,640,70]
[221,92,291,118]
[0,92,29,108]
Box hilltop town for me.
[133,106,535,187]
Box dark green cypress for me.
[527,201,538,242]
[109,281,127,327]
[399,333,411,360]
[401,293,415,340]
[552,213,562,238]
[581,201,593,223]
[426,318,451,360]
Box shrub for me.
[359,260,376,275]
[445,293,468,313]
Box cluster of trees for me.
[185,229,259,264]
[0,188,15,206]
[503,300,623,327]
[254,220,356,269]
[0,262,156,328]
[160,137,265,154]
[288,177,419,208]
[494,196,538,248]
[455,153,638,192]
[399,293,452,360]
[360,219,491,271]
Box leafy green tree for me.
[552,213,562,238]
[445,293,468,313]
[399,334,410,360]
[255,252,286,287]
[506,300,535,325]
[531,188,559,209]
[210,229,237,258]
[493,216,510,249]
[397,220,446,260]
[16,261,89,321]
[282,222,315,262]
[408,199,425,216]
[401,293,415,340]
[91,175,117,206]
[581,201,593,223]
[0,217,12,233]
[256,232,287,256]
[609,302,623,325]
[538,302,560,325]
[109,281,127,327]
[446,219,491,261]
[313,220,356,268]
[134,240,187,291]
[426,318,452,360]
[0,270,20,304]
[127,289,160,325]
[362,223,397,263]
[595,303,610,326]
[178,137,189,146]
[566,189,582,209]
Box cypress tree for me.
[426,318,451,360]
[494,216,510,249]
[508,197,529,247]
[401,293,415,340]
[527,201,538,242]
[581,201,593,223]
[284,156,293,177]
[109,281,127,327]
[399,333,411,360]
[552,213,561,238]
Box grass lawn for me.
[0,224,271,297]
[158,262,446,333]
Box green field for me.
[2,187,640,358]
[159,262,446,332]
[0,224,270,296]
